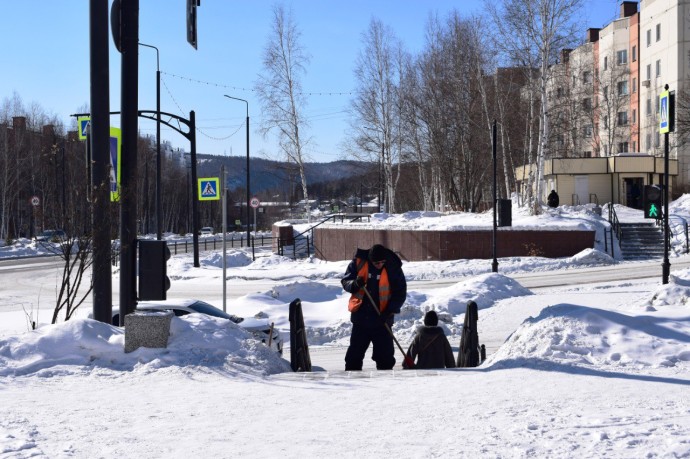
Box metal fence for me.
[167,234,273,255]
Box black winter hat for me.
[424,310,438,326]
[368,244,387,262]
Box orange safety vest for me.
[348,257,391,313]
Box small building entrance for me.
[624,177,644,209]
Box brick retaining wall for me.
[311,227,595,262]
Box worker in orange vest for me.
[341,244,407,370]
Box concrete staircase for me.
[619,222,665,260]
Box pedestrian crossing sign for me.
[110,127,121,202]
[78,116,90,140]
[660,90,670,134]
[198,177,220,201]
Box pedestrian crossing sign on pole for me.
[110,127,121,202]
[198,177,220,201]
[660,90,670,134]
[78,116,90,140]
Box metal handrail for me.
[608,204,623,242]
[668,214,690,254]
[606,203,622,258]
[278,212,372,260]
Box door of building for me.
[574,175,589,205]
[624,177,643,209]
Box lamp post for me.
[224,95,251,244]
[491,120,498,273]
[139,42,162,240]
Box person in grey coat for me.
[403,310,456,369]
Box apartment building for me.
[639,0,690,179]
[531,0,688,206]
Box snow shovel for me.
[360,284,415,369]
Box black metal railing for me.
[606,203,622,258]
[669,214,690,254]
[166,234,273,255]
[274,212,372,260]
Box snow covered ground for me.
[1,202,690,458]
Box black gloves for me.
[352,277,365,290]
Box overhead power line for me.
[162,71,353,96]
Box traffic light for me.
[643,185,662,219]
[138,240,171,301]
[186,0,200,49]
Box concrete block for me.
[124,311,173,353]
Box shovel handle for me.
[360,283,415,369]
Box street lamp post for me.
[224,95,251,244]
[491,120,498,273]
[139,42,162,240]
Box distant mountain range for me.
[196,155,372,198]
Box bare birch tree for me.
[255,5,312,218]
[350,18,403,213]
[487,0,584,213]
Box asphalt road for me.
[3,254,690,313]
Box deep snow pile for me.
[487,303,690,370]
[486,268,690,372]
[0,314,292,377]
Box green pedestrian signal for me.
[643,185,662,219]
[647,203,659,218]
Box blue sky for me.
[1,0,621,163]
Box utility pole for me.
[223,95,251,244]
[491,120,498,273]
[117,0,140,322]
[139,42,162,240]
[660,84,672,284]
[89,0,112,323]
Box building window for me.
[632,77,637,93]
[656,97,660,114]
[646,134,651,150]
[647,29,652,47]
[583,71,592,84]
[617,49,627,65]
[618,142,629,153]
[656,59,661,77]
[604,56,608,70]
[604,86,609,98]
[633,141,637,152]
[583,98,592,111]
[656,23,661,42]
[632,108,637,124]
[584,125,593,138]
[617,111,628,126]
[646,64,652,80]
[632,45,637,62]
[556,134,564,147]
[617,80,628,95]
[584,151,592,158]
[557,87,564,97]
[646,98,652,116]
[655,132,660,147]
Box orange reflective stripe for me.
[347,257,392,313]
[379,267,390,312]
[347,258,368,311]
